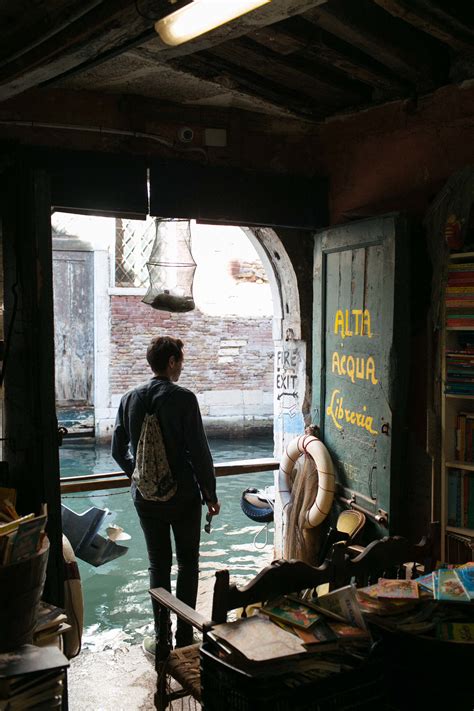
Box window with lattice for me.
[114,217,155,288]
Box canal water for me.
[60,436,275,650]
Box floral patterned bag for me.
[132,395,177,502]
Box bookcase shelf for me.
[445,461,474,471]
[441,253,474,562]
[446,525,474,536]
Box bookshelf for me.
[441,252,474,561]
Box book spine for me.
[464,472,470,527]
[468,474,474,530]
[456,471,463,527]
[447,469,458,526]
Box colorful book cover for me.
[295,618,337,644]
[437,622,474,643]
[377,578,419,599]
[309,584,367,630]
[435,569,470,602]
[260,596,322,629]
[414,572,434,593]
[328,621,370,640]
[8,514,47,563]
[455,567,474,600]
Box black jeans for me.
[134,493,202,647]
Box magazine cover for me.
[309,585,367,630]
[211,614,307,661]
[377,578,419,599]
[437,622,474,642]
[261,596,322,629]
[455,567,474,600]
[414,572,435,592]
[436,569,470,602]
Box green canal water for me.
[60,437,275,650]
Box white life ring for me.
[277,434,335,528]
[62,534,84,659]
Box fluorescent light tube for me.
[155,0,271,47]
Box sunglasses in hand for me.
[204,512,213,534]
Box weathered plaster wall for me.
[318,84,474,224]
[107,295,274,438]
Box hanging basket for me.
[143,219,196,312]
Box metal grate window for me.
[115,217,156,288]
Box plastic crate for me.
[200,643,388,711]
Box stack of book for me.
[445,351,474,395]
[447,468,474,528]
[355,565,474,643]
[0,488,47,566]
[207,585,372,681]
[445,262,474,329]
[0,644,68,709]
[33,602,71,649]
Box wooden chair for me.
[317,509,366,565]
[329,521,439,589]
[150,558,337,710]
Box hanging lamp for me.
[142,218,196,312]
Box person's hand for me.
[207,501,220,516]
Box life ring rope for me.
[276,433,335,529]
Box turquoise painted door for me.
[312,214,409,535]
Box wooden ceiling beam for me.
[373,0,474,55]
[0,1,104,66]
[169,53,327,120]
[248,19,407,92]
[206,37,369,107]
[306,0,447,85]
[0,0,151,101]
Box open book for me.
[210,614,307,662]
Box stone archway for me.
[244,227,307,557]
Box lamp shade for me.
[155,0,270,47]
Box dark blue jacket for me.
[111,377,217,504]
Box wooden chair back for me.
[330,521,439,588]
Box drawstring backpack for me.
[132,386,177,502]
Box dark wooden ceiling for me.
[0,0,473,123]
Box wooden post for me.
[2,159,63,605]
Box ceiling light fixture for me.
[155,0,271,47]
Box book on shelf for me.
[33,602,70,648]
[260,596,322,629]
[34,623,72,649]
[0,672,64,708]
[6,513,47,565]
[0,514,35,538]
[34,602,68,634]
[446,469,474,529]
[0,644,68,701]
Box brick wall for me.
[110,295,274,434]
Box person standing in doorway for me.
[111,336,220,654]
